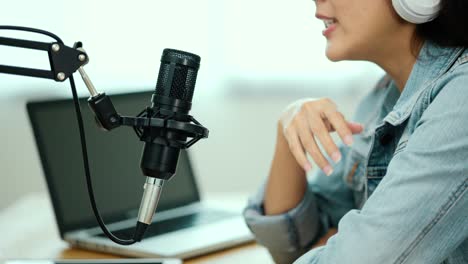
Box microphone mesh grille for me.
[155,49,200,103]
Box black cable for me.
[0,25,64,43]
[0,26,137,245]
[68,75,136,245]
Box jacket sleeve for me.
[243,143,357,264]
[293,74,468,263]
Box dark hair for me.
[415,0,468,47]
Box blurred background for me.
[0,0,384,210]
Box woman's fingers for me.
[308,114,342,164]
[347,122,364,134]
[323,119,364,134]
[285,130,312,172]
[324,110,355,146]
[280,98,365,175]
[297,123,334,176]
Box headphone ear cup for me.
[392,0,442,24]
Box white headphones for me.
[392,0,442,24]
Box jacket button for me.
[379,133,393,146]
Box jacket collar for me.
[383,41,465,126]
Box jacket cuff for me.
[243,182,324,262]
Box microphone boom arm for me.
[0,36,87,81]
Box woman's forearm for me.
[263,123,308,215]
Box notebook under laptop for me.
[26,91,253,259]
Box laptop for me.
[26,91,253,259]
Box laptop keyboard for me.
[97,209,236,239]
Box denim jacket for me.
[243,40,468,264]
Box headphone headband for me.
[392,0,441,24]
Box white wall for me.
[0,0,385,209]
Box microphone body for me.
[135,49,202,239]
[141,49,200,180]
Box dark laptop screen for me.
[27,91,200,236]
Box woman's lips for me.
[322,23,337,38]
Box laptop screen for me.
[27,91,200,236]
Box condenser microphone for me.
[142,49,201,178]
[0,25,208,245]
[135,49,202,240]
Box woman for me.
[243,0,468,263]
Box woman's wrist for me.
[263,123,307,215]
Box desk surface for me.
[0,194,335,263]
[57,242,270,264]
[0,193,273,264]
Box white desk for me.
[0,193,273,264]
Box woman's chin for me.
[325,43,351,62]
[325,48,345,62]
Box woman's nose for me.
[313,0,325,6]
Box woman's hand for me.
[280,98,364,175]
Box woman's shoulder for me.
[429,48,468,102]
